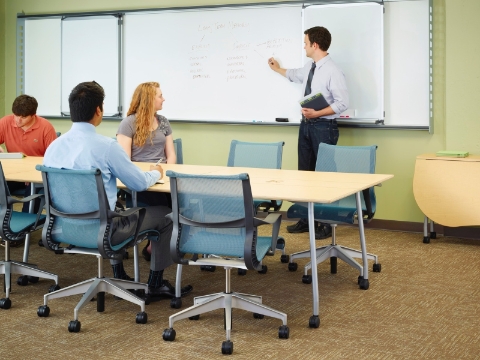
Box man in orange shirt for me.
[0,94,57,212]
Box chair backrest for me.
[35,165,118,257]
[167,170,264,270]
[173,138,183,164]
[316,143,377,218]
[227,140,284,169]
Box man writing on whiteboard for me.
[268,26,349,239]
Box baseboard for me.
[281,213,480,240]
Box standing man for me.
[43,81,192,300]
[268,26,349,239]
[0,94,57,212]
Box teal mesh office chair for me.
[287,144,381,290]
[162,171,289,355]
[173,138,183,164]
[35,165,155,332]
[0,162,58,309]
[226,140,288,266]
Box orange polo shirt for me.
[0,114,57,156]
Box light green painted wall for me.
[445,0,480,153]
[3,0,462,223]
[0,0,5,117]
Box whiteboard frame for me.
[16,0,432,131]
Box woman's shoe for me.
[142,240,151,262]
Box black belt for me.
[302,117,336,123]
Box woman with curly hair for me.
[117,82,176,263]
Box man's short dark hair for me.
[68,81,105,123]
[12,95,38,117]
[304,26,331,52]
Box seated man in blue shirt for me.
[43,81,192,300]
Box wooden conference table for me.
[2,156,393,326]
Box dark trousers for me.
[298,119,339,171]
[297,119,339,226]
[111,205,173,272]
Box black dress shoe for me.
[142,241,151,262]
[286,220,309,233]
[148,280,193,301]
[315,225,332,240]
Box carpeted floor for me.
[1,223,479,359]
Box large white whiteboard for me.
[61,16,119,116]
[123,5,304,123]
[304,2,384,121]
[19,0,431,128]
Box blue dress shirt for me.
[43,122,160,210]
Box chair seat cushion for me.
[10,212,46,233]
[287,201,359,224]
[180,231,272,260]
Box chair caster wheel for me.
[258,265,267,274]
[423,236,430,244]
[430,231,437,239]
[309,315,320,328]
[68,320,81,332]
[237,268,247,276]
[200,265,216,272]
[37,305,50,317]
[163,328,176,341]
[170,297,182,309]
[278,325,289,339]
[280,254,289,263]
[302,275,312,284]
[221,340,233,355]
[189,315,200,320]
[28,276,39,283]
[276,238,285,250]
[288,262,298,271]
[253,313,264,319]
[48,284,60,293]
[359,278,369,290]
[0,297,12,309]
[123,251,129,260]
[38,239,44,247]
[135,311,148,324]
[373,263,381,272]
[17,276,29,286]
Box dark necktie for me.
[304,62,316,96]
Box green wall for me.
[0,0,5,117]
[3,0,475,224]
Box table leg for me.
[132,191,140,283]
[355,192,369,290]
[308,201,320,328]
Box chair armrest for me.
[254,213,282,254]
[7,193,43,206]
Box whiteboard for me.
[123,5,304,123]
[303,3,384,121]
[61,16,119,116]
[384,0,430,127]
[18,0,431,128]
[24,18,61,116]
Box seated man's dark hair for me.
[12,94,38,117]
[304,26,331,52]
[68,81,105,123]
